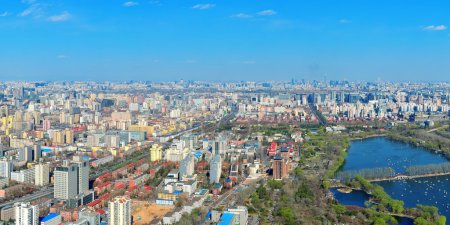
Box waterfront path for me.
[366,171,450,182]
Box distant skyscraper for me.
[108,196,131,225]
[14,202,39,225]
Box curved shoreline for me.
[385,134,450,161]
[331,135,450,223]
[349,133,386,141]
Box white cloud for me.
[242,60,256,64]
[123,1,139,7]
[0,12,9,17]
[257,9,277,16]
[21,0,36,4]
[231,13,252,19]
[183,59,198,64]
[339,19,352,24]
[18,4,42,17]
[57,55,68,59]
[48,11,71,22]
[423,25,447,31]
[192,4,215,10]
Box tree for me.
[389,200,404,214]
[373,218,387,225]
[278,207,295,225]
[332,204,347,215]
[295,182,313,201]
[256,185,269,200]
[413,217,428,225]
[437,216,446,225]
[267,179,283,190]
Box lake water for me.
[341,137,448,173]
[333,137,450,224]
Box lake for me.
[341,137,448,173]
[333,137,450,224]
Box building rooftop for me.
[41,213,60,222]
[218,212,234,225]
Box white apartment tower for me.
[0,159,13,179]
[14,202,39,225]
[54,160,78,200]
[209,154,222,184]
[108,196,131,225]
[34,162,50,186]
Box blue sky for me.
[0,0,449,82]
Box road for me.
[308,103,327,126]
[0,187,54,208]
[427,125,449,133]
[211,183,244,208]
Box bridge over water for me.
[334,163,450,182]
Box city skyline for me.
[1,0,450,82]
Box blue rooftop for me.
[41,213,59,222]
[218,212,234,225]
[205,211,212,221]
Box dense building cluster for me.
[0,80,448,225]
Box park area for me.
[132,201,174,225]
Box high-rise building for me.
[104,134,120,148]
[33,145,41,161]
[149,144,162,162]
[65,128,74,144]
[0,159,13,179]
[72,156,90,194]
[210,155,222,184]
[212,140,227,155]
[53,130,65,145]
[272,155,289,180]
[42,119,51,131]
[34,162,49,186]
[14,202,39,225]
[108,196,131,225]
[179,154,195,179]
[18,147,33,162]
[54,160,78,200]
